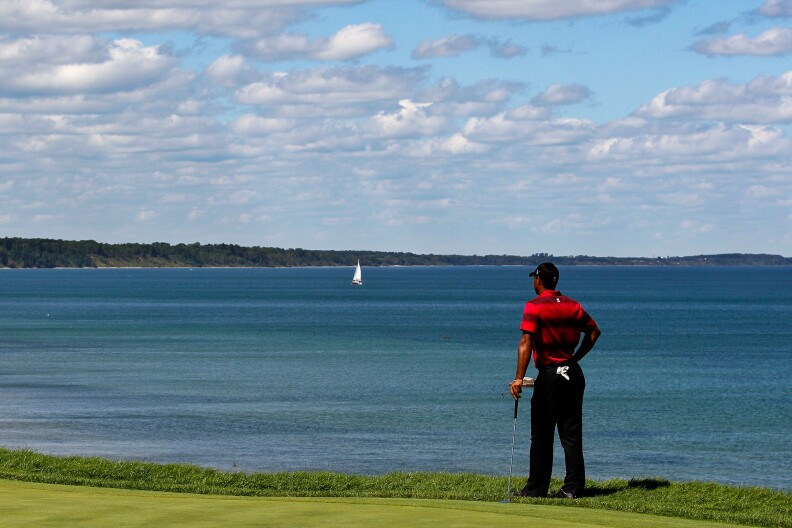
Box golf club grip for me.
[513,398,519,419]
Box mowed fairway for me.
[0,480,750,527]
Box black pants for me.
[522,362,586,497]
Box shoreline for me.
[2,238,790,268]
[2,262,792,270]
[0,445,788,493]
[0,448,788,527]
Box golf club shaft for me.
[506,398,518,497]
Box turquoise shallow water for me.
[0,266,790,490]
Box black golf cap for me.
[529,262,559,285]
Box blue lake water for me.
[0,266,790,490]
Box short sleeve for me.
[520,302,539,334]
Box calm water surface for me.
[0,266,789,490]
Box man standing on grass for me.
[510,262,601,499]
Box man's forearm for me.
[573,327,601,363]
[510,332,533,399]
[515,332,532,379]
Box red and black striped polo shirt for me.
[520,290,598,367]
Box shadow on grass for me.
[577,477,671,498]
[579,487,621,498]
[627,478,671,490]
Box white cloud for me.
[636,71,792,123]
[412,34,526,59]
[208,190,258,206]
[236,66,422,106]
[746,184,780,198]
[506,104,552,120]
[588,123,790,162]
[205,55,257,86]
[758,0,792,17]
[157,193,189,204]
[463,111,594,146]
[397,133,488,156]
[625,6,672,27]
[1,1,790,257]
[679,219,713,234]
[0,0,360,37]
[33,214,59,223]
[187,208,206,221]
[230,115,298,135]
[532,83,592,106]
[418,78,524,117]
[312,23,393,60]
[0,38,177,95]
[1,1,194,34]
[489,215,531,229]
[57,0,361,6]
[692,28,792,56]
[598,176,624,192]
[413,34,481,58]
[245,23,392,61]
[489,40,527,58]
[439,0,675,20]
[367,99,449,138]
[0,35,101,65]
[244,33,313,61]
[538,213,611,234]
[136,210,158,222]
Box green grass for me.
[0,480,753,528]
[0,448,789,527]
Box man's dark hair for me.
[530,262,559,289]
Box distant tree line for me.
[0,237,789,268]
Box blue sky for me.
[1,0,791,257]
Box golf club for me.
[500,397,519,503]
[501,377,534,504]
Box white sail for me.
[352,260,363,285]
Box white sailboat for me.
[351,260,363,285]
